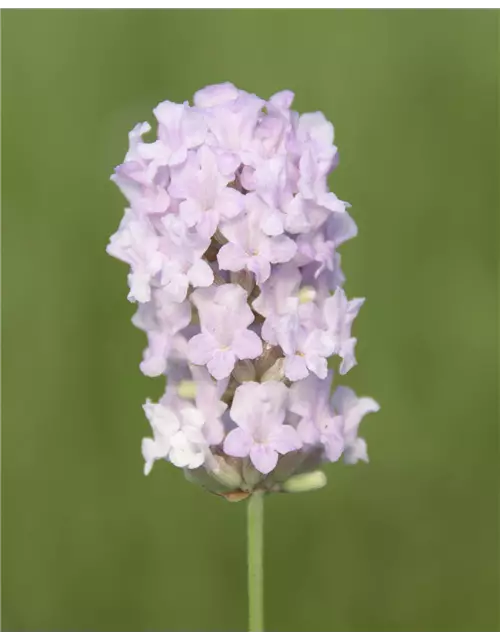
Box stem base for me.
[247,491,264,632]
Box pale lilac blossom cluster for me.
[107,83,379,496]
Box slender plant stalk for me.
[247,491,264,632]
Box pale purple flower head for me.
[107,83,379,497]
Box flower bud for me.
[177,380,197,399]
[282,470,327,493]
[298,286,316,304]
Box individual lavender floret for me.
[322,288,365,374]
[169,145,244,239]
[131,291,191,377]
[137,100,207,168]
[158,216,214,302]
[332,386,380,463]
[288,373,344,462]
[107,211,164,303]
[142,401,207,474]
[187,284,262,380]
[223,381,301,474]
[218,199,297,284]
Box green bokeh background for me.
[2,9,498,632]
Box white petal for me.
[180,407,205,429]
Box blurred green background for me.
[2,9,498,632]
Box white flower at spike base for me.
[142,400,207,474]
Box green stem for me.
[247,491,264,632]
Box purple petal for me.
[217,242,248,273]
[193,82,239,108]
[284,195,312,234]
[266,234,297,264]
[250,444,279,474]
[333,386,380,438]
[274,314,299,355]
[297,418,319,445]
[156,297,192,335]
[261,317,278,345]
[229,381,261,431]
[187,332,218,366]
[140,357,167,377]
[247,254,271,285]
[203,418,225,446]
[217,188,244,220]
[289,373,332,418]
[284,354,309,381]
[207,349,236,380]
[182,109,207,148]
[162,272,189,303]
[223,427,253,457]
[240,166,256,191]
[197,209,220,239]
[179,199,202,227]
[261,209,284,236]
[323,430,344,462]
[232,329,263,360]
[305,354,328,379]
[269,89,294,109]
[326,210,358,248]
[252,263,301,318]
[268,424,301,454]
[331,385,358,413]
[139,332,171,377]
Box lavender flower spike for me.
[107,82,379,497]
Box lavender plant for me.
[107,83,379,631]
